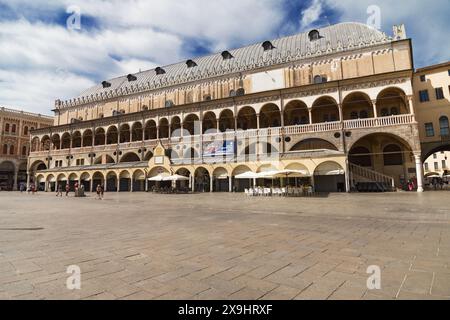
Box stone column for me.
[415,154,424,193]
[256,114,260,130]
[372,100,378,118]
[216,119,220,133]
[229,176,233,193]
[210,175,213,193]
[408,96,416,121]
[90,179,94,193]
[130,177,134,192]
[117,177,120,192]
[145,175,149,192]
[13,168,18,191]
[191,175,195,193]
[338,104,343,122]
[26,172,31,191]
[308,109,313,124]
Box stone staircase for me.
[349,163,396,192]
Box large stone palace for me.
[0,107,53,190]
[27,22,447,194]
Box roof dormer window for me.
[308,30,321,41]
[186,59,198,68]
[155,67,166,75]
[102,81,111,88]
[127,74,137,82]
[262,41,275,51]
[221,51,234,60]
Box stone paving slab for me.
[0,191,450,300]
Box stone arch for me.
[72,131,82,148]
[376,87,408,116]
[159,118,169,138]
[51,134,60,150]
[119,124,131,143]
[61,133,71,149]
[342,92,374,120]
[94,128,106,146]
[203,111,217,134]
[82,129,93,147]
[31,137,40,152]
[260,103,281,128]
[119,170,132,192]
[284,100,309,126]
[314,161,346,192]
[106,171,118,192]
[194,166,210,192]
[133,169,146,192]
[92,171,105,190]
[106,126,118,144]
[183,114,200,136]
[120,152,141,163]
[41,135,51,151]
[144,120,157,140]
[311,96,339,123]
[219,109,235,132]
[290,138,338,152]
[237,106,257,130]
[131,122,143,142]
[212,167,230,192]
[170,116,182,137]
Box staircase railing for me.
[349,163,395,190]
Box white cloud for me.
[300,0,324,31]
[322,0,450,67]
[0,0,287,115]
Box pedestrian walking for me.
[96,184,101,200]
[100,184,104,200]
[65,184,70,196]
[56,184,63,197]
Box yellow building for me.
[414,62,450,163]
[0,107,53,190]
[28,22,425,193]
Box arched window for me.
[9,145,14,155]
[383,144,403,166]
[5,123,9,132]
[22,146,27,156]
[165,100,174,108]
[308,30,320,41]
[313,75,323,84]
[2,144,7,154]
[229,90,236,97]
[440,116,449,136]
[24,126,29,135]
[350,111,358,119]
[12,124,16,133]
[390,107,399,115]
[203,95,212,101]
[381,108,389,117]
[236,88,245,96]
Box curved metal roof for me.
[68,22,391,107]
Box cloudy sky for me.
[0,0,449,115]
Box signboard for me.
[154,156,164,165]
[203,140,235,157]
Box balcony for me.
[29,114,416,158]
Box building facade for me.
[28,22,425,193]
[0,107,53,190]
[414,62,450,163]
[423,151,449,178]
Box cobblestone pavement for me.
[0,191,449,300]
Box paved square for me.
[0,191,449,300]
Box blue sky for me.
[0,0,449,115]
